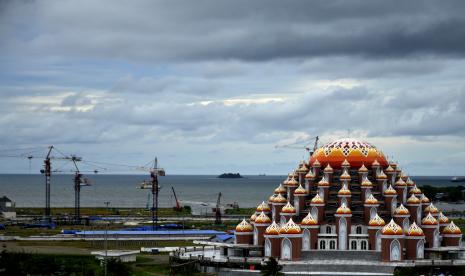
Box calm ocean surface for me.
[0,174,458,208]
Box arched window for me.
[341,197,347,206]
[356,226,362,234]
[417,239,424,259]
[339,218,347,250]
[320,240,326,250]
[433,229,440,248]
[390,239,401,261]
[391,198,397,215]
[326,226,332,234]
[330,240,336,250]
[265,238,271,257]
[361,240,367,250]
[302,229,310,250]
[351,240,357,250]
[281,238,292,260]
[376,230,381,251]
[254,227,258,245]
[403,218,409,232]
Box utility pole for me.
[104,201,110,276]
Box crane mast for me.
[215,192,222,225]
[43,146,53,222]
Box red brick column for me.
[443,234,462,247]
[381,235,404,262]
[264,235,281,258]
[272,202,285,222]
[364,203,379,224]
[368,226,382,250]
[235,232,253,245]
[422,224,439,248]
[255,222,271,246]
[406,202,421,225]
[405,236,425,260]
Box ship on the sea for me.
[451,176,465,182]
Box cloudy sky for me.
[1,0,465,175]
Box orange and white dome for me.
[340,170,351,181]
[305,170,315,179]
[385,165,395,173]
[286,176,299,187]
[369,214,385,227]
[312,159,321,167]
[409,185,422,195]
[406,194,421,205]
[281,202,296,214]
[406,177,415,187]
[336,202,351,215]
[311,193,324,205]
[272,193,287,204]
[422,213,438,225]
[274,184,286,194]
[256,201,271,213]
[324,164,334,173]
[361,177,373,187]
[265,221,280,235]
[318,176,329,187]
[395,178,406,187]
[294,184,308,195]
[301,212,318,226]
[250,213,257,222]
[421,195,430,204]
[358,164,368,173]
[365,194,379,205]
[235,219,253,232]
[407,222,424,236]
[384,185,397,196]
[338,184,351,196]
[279,218,302,235]
[438,212,450,224]
[255,211,271,224]
[424,203,439,214]
[381,219,403,235]
[309,138,388,169]
[377,171,388,180]
[442,221,462,235]
[268,194,277,203]
[394,204,410,216]
[296,161,309,173]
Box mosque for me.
[233,138,462,262]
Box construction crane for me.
[215,192,222,225]
[274,136,320,157]
[70,156,91,223]
[171,187,182,211]
[138,157,165,230]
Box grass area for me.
[15,206,192,217]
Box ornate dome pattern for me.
[279,218,302,234]
[384,185,397,196]
[443,221,462,235]
[407,222,424,236]
[294,184,308,195]
[272,193,287,204]
[394,204,409,216]
[236,219,253,232]
[438,212,450,224]
[274,184,286,194]
[381,219,403,235]
[364,194,379,205]
[265,221,280,235]
[422,213,438,225]
[311,193,324,204]
[281,202,296,214]
[256,201,271,212]
[369,214,385,227]
[250,213,257,221]
[424,203,439,214]
[309,138,388,169]
[406,194,421,205]
[336,202,351,215]
[301,212,318,225]
[255,211,271,224]
[338,184,351,196]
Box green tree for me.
[261,257,284,276]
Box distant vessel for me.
[451,176,465,182]
[218,173,243,179]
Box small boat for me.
[451,177,465,182]
[139,180,161,190]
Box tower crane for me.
[70,156,91,223]
[138,157,165,230]
[274,136,320,157]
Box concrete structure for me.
[91,250,139,263]
[0,196,16,219]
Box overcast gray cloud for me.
[1,0,465,175]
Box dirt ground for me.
[2,241,92,255]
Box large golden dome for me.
[310,138,388,169]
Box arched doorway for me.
[390,239,401,261]
[265,238,271,257]
[376,230,381,251]
[433,229,440,248]
[302,229,310,250]
[254,227,258,245]
[281,238,292,260]
[416,239,424,259]
[338,218,347,250]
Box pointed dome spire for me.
[255,211,271,224]
[406,177,415,187]
[361,176,373,187]
[340,169,351,180]
[305,169,315,179]
[395,177,406,187]
[406,194,421,205]
[365,194,379,205]
[394,204,410,216]
[407,222,424,236]
[368,214,385,227]
[358,164,368,173]
[384,184,397,196]
[438,212,450,224]
[265,221,280,235]
[341,158,350,167]
[279,218,302,234]
[324,164,334,173]
[336,202,351,215]
[250,213,257,222]
[256,201,271,212]
[338,183,351,196]
[385,165,395,172]
[235,219,253,232]
[294,184,308,195]
[301,211,318,226]
[376,170,387,180]
[443,221,462,235]
[422,213,438,225]
[272,193,287,204]
[409,185,422,195]
[318,176,329,187]
[381,219,403,235]
[372,159,380,167]
[286,176,299,187]
[420,195,430,204]
[274,183,287,194]
[424,203,439,214]
[281,202,296,214]
[312,159,321,167]
[311,193,325,205]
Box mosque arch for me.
[416,239,424,259]
[338,217,347,250]
[281,238,292,260]
[390,239,401,261]
[302,229,310,250]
